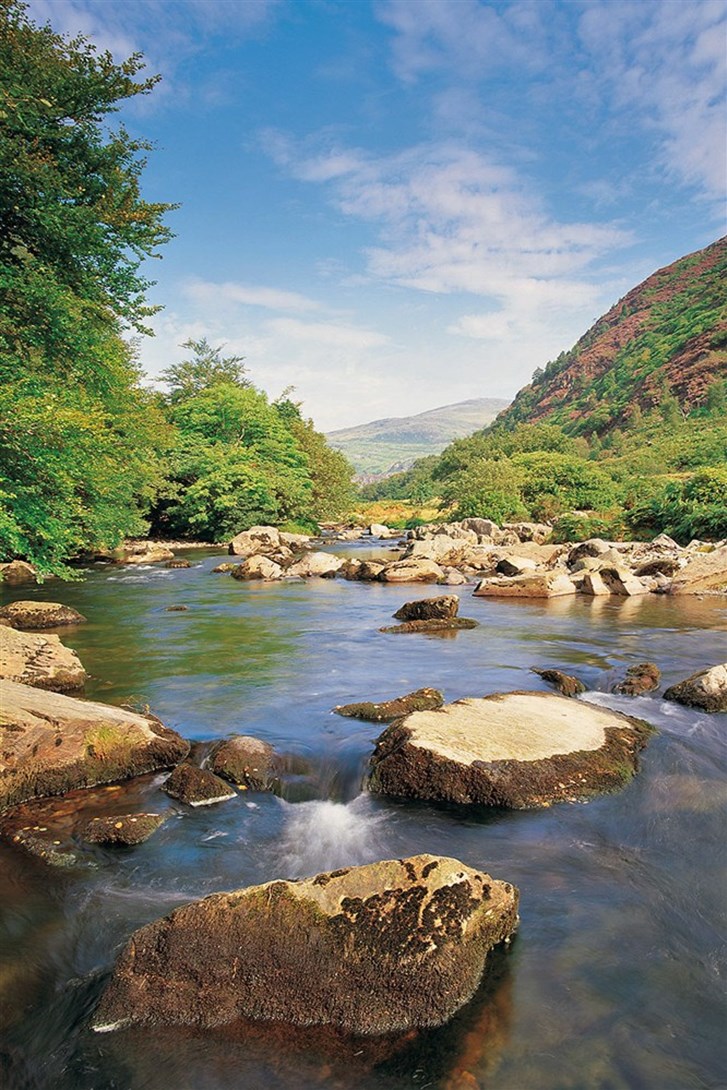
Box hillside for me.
[326,397,510,477]
[498,237,726,436]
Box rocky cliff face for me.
[499,237,726,435]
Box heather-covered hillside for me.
[499,237,726,436]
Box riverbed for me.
[1,546,725,1090]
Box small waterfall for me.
[273,793,389,879]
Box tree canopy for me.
[0,1,175,573]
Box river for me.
[1,545,725,1090]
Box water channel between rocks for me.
[1,544,726,1090]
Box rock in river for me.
[92,854,519,1035]
[333,687,444,722]
[393,595,460,622]
[209,735,280,790]
[77,812,167,846]
[162,762,237,806]
[0,681,189,812]
[663,664,727,713]
[0,601,87,630]
[369,691,655,809]
[0,625,88,691]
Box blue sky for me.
[29,0,727,430]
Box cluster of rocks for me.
[215,522,727,594]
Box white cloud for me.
[266,318,391,350]
[183,279,319,313]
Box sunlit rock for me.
[668,546,727,595]
[369,691,655,808]
[664,664,727,712]
[473,573,576,598]
[0,626,87,691]
[0,601,86,630]
[0,681,189,812]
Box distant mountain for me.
[497,237,726,436]
[326,397,510,477]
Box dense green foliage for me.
[148,342,355,542]
[370,401,727,542]
[0,1,174,574]
[0,7,354,574]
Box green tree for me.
[0,2,175,573]
[160,338,248,403]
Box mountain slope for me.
[498,237,726,436]
[326,397,510,476]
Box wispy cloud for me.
[377,0,727,205]
[183,279,319,313]
[578,0,727,201]
[267,318,391,350]
[262,135,630,337]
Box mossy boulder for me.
[162,763,236,806]
[77,812,167,846]
[0,681,189,812]
[369,691,655,809]
[92,854,519,1036]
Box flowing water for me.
[1,547,726,1090]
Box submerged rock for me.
[77,812,167,846]
[380,618,479,634]
[166,558,191,569]
[0,601,86,630]
[0,625,88,691]
[663,664,727,713]
[92,854,519,1036]
[615,663,661,696]
[333,687,444,722]
[162,763,237,806]
[0,681,189,812]
[532,668,586,697]
[369,691,655,809]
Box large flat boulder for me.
[379,558,444,583]
[663,664,727,712]
[92,854,519,1035]
[473,573,576,599]
[369,691,655,809]
[0,625,87,691]
[668,546,727,594]
[0,601,86,630]
[0,681,189,812]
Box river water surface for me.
[1,546,725,1090]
